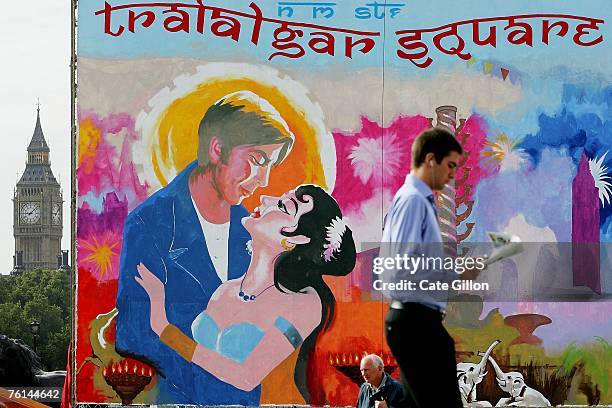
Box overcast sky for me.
[0,1,70,273]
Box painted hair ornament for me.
[322,217,348,262]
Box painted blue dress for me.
[190,312,304,364]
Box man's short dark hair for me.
[411,127,463,168]
[197,91,294,169]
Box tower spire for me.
[28,100,49,153]
[14,99,63,273]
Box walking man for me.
[381,127,463,408]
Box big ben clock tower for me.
[13,105,63,272]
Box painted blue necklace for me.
[238,273,274,301]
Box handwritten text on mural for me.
[96,2,604,66]
[276,1,406,20]
[396,14,604,68]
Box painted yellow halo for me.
[135,63,335,211]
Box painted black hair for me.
[273,184,356,401]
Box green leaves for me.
[0,269,70,371]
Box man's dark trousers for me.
[385,303,463,408]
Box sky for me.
[0,1,71,273]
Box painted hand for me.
[135,263,169,335]
[135,263,165,299]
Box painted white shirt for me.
[191,197,230,282]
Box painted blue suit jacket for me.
[115,161,257,404]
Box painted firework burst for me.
[482,133,528,170]
[80,231,121,280]
[347,132,403,184]
[588,151,612,207]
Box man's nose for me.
[255,164,272,187]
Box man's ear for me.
[425,152,436,165]
[208,136,222,165]
[284,234,311,246]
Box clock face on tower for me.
[52,203,61,225]
[20,202,41,225]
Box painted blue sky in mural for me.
[522,83,612,225]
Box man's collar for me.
[405,173,434,198]
[367,372,389,391]
[378,372,389,388]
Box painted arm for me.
[190,328,300,391]
[115,214,169,367]
[134,263,170,334]
[136,262,316,391]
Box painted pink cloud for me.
[332,115,430,214]
[332,113,495,246]
[77,111,149,281]
[77,110,148,211]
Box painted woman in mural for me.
[135,184,356,400]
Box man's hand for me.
[374,399,388,408]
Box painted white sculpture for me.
[457,339,501,407]
[486,355,551,407]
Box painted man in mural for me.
[115,91,294,404]
[382,128,464,408]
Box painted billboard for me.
[75,0,612,406]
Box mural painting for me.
[75,0,612,406]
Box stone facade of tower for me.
[12,108,63,273]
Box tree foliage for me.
[0,269,70,371]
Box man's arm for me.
[380,196,428,272]
[355,383,368,408]
[383,195,427,244]
[115,211,169,369]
